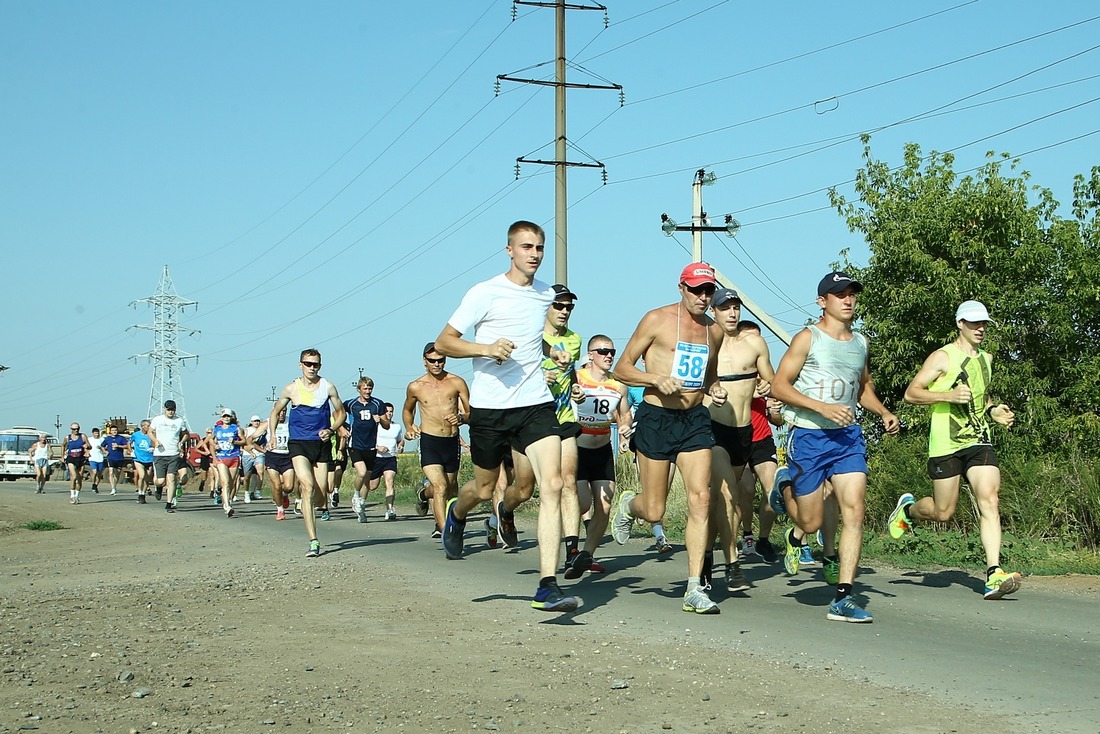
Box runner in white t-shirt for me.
[433,219,579,614]
[150,400,188,513]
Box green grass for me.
[22,519,65,531]
[339,448,1100,576]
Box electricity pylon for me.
[130,266,199,424]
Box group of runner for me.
[42,218,1022,621]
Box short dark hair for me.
[737,320,761,333]
[587,334,613,350]
[384,402,394,411]
[507,220,545,245]
[300,348,321,362]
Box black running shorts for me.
[632,402,715,462]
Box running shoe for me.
[357,504,368,523]
[888,493,916,539]
[165,503,175,514]
[769,466,791,515]
[276,507,286,521]
[441,498,465,559]
[682,585,720,614]
[138,494,147,504]
[244,492,251,504]
[485,515,499,548]
[92,484,99,494]
[531,582,581,613]
[726,562,750,592]
[293,499,302,516]
[563,550,593,580]
[611,490,637,545]
[416,483,430,517]
[306,539,321,558]
[212,492,221,506]
[110,488,117,496]
[330,490,339,508]
[225,507,235,518]
[497,501,518,549]
[155,487,163,501]
[984,568,1023,600]
[799,545,818,567]
[701,550,714,590]
[175,486,183,498]
[654,535,673,554]
[589,560,606,574]
[783,529,800,575]
[282,496,290,510]
[756,537,778,564]
[826,595,873,623]
[430,528,442,539]
[320,510,331,522]
[385,508,396,521]
[823,555,840,586]
[741,535,759,559]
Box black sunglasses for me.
[591,348,616,357]
[301,361,321,368]
[551,302,575,312]
[682,283,716,296]
[425,357,446,364]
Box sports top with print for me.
[287,377,333,440]
[782,325,868,430]
[927,342,994,457]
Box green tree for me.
[829,138,1100,450]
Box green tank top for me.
[927,343,993,457]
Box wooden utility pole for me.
[499,0,621,286]
[660,170,793,345]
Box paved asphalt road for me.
[9,480,1099,733]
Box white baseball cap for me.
[249,415,261,422]
[955,300,993,323]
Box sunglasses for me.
[301,361,321,368]
[682,283,716,297]
[425,357,446,364]
[70,427,80,431]
[551,302,575,312]
[591,348,616,357]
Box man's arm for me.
[402,385,421,440]
[858,367,900,435]
[435,324,513,362]
[754,336,776,383]
[455,377,471,424]
[612,311,661,389]
[903,349,965,405]
[328,384,348,439]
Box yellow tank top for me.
[927,343,993,457]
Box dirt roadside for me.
[0,484,1033,734]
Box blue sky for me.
[2,0,1098,435]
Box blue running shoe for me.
[799,545,818,567]
[826,595,873,623]
[769,467,791,516]
[531,582,582,613]
[441,498,465,559]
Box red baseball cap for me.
[680,262,717,287]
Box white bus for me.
[0,427,56,480]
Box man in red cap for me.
[612,262,729,614]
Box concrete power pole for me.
[499,0,622,285]
[130,266,200,424]
[660,170,793,345]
